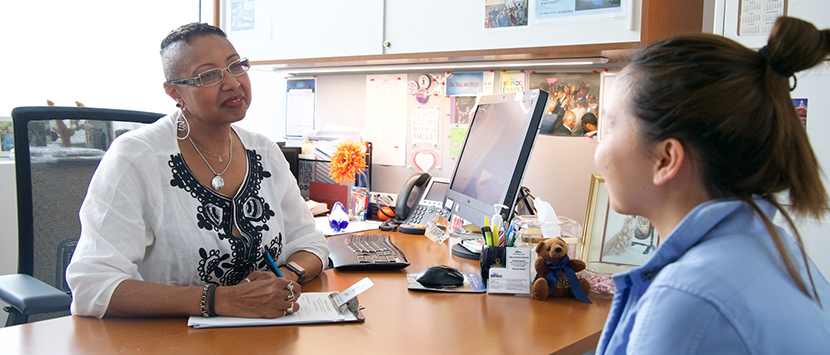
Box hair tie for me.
[759,46,797,91]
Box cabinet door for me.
[383,0,642,55]
[222,0,384,61]
[717,0,830,49]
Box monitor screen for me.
[444,89,548,228]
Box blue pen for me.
[261,245,283,278]
[506,220,516,247]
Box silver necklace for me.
[188,131,232,190]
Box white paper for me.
[482,71,495,95]
[506,247,531,272]
[187,292,352,328]
[314,217,381,236]
[285,78,316,137]
[411,108,439,145]
[364,74,407,166]
[738,0,786,37]
[486,247,532,294]
[487,267,530,295]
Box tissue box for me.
[512,215,583,257]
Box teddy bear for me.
[531,237,592,303]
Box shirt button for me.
[642,270,654,280]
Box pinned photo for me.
[485,0,528,29]
[793,98,807,127]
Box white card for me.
[488,269,531,294]
[486,247,532,294]
[506,247,531,271]
[331,277,374,309]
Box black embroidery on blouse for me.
[169,149,280,286]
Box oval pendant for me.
[211,175,225,190]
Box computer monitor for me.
[443,89,549,228]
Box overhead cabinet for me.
[215,0,703,68]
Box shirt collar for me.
[621,198,777,277]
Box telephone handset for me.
[394,173,431,224]
[381,172,451,234]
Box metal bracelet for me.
[200,285,210,318]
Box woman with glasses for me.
[66,23,328,319]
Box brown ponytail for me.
[763,17,830,219]
[620,16,829,304]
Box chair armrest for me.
[0,274,71,314]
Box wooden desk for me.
[0,231,611,355]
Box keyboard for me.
[327,234,410,270]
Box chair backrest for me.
[11,107,164,298]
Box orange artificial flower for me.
[328,140,368,185]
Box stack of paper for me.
[188,278,373,328]
[313,217,381,236]
[188,292,353,328]
[306,199,329,216]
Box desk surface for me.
[0,231,611,355]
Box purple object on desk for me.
[329,201,349,232]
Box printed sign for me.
[411,108,439,145]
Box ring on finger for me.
[244,277,251,283]
[285,281,296,302]
[286,302,295,314]
[282,310,287,317]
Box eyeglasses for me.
[168,57,250,87]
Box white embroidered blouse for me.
[67,113,328,317]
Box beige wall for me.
[522,135,599,226]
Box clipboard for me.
[188,278,371,329]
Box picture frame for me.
[581,174,659,274]
[0,116,12,157]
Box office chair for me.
[0,106,164,326]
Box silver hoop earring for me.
[176,107,190,140]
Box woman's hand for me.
[214,270,302,318]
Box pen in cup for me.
[261,245,284,278]
[506,220,516,247]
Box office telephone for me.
[387,173,451,235]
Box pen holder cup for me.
[479,245,507,286]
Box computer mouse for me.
[416,265,464,287]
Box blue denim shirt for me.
[597,199,830,354]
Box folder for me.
[309,181,349,210]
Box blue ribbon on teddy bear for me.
[545,255,591,303]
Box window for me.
[0,1,201,116]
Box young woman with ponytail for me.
[594,17,830,354]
